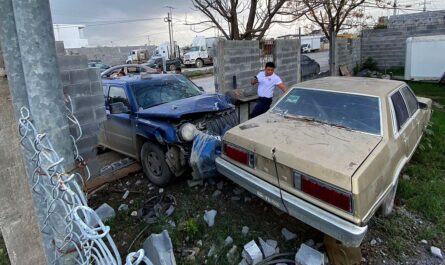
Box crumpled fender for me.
[137,118,178,144]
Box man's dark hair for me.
[176,67,182,72]
[265,62,275,68]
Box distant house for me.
[53,24,88,48]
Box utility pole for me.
[165,6,175,58]
[393,0,397,16]
[423,0,426,11]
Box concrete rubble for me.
[242,240,263,265]
[431,246,443,259]
[89,203,115,227]
[207,245,216,257]
[242,226,249,236]
[143,230,177,265]
[217,181,224,190]
[281,228,297,241]
[295,243,325,265]
[212,190,222,199]
[118,204,129,213]
[224,236,234,246]
[204,209,217,227]
[259,238,278,258]
[122,190,130,199]
[226,245,238,264]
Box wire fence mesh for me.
[17,98,150,265]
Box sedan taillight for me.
[294,170,352,213]
[223,142,254,168]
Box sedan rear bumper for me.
[215,157,367,247]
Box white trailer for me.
[184,36,217,68]
[405,35,445,81]
[300,36,321,53]
[153,41,180,59]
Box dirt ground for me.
[88,167,444,265]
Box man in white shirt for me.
[250,62,288,118]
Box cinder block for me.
[72,94,104,113]
[69,69,90,85]
[88,68,100,82]
[94,106,107,122]
[57,55,88,71]
[90,81,104,97]
[63,82,91,97]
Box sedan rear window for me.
[272,88,381,135]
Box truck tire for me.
[140,142,173,187]
[379,180,398,217]
[195,59,204,68]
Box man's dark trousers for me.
[250,97,273,118]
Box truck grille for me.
[205,110,239,136]
[185,55,190,61]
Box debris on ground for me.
[139,194,177,224]
[242,240,263,265]
[187,179,204,188]
[135,179,142,186]
[242,226,249,236]
[143,230,177,265]
[231,196,241,201]
[212,190,222,199]
[204,209,217,227]
[90,203,115,226]
[226,245,238,264]
[420,239,428,244]
[224,236,234,246]
[305,239,315,247]
[197,240,203,247]
[122,190,130,199]
[259,238,279,258]
[431,246,443,259]
[118,203,129,213]
[281,228,297,241]
[295,243,325,265]
[159,188,164,194]
[131,211,138,217]
[233,187,244,195]
[181,247,200,261]
[207,245,216,257]
[370,239,377,246]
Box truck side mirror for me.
[110,102,129,114]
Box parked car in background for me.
[301,55,320,78]
[99,73,238,186]
[88,61,110,71]
[216,77,432,247]
[101,64,156,78]
[144,57,182,72]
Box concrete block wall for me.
[273,39,301,88]
[213,39,261,94]
[361,10,445,69]
[57,46,106,179]
[67,45,156,66]
[336,38,361,75]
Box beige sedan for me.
[216,77,432,246]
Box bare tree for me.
[187,0,309,40]
[289,0,375,73]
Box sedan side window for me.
[391,91,410,131]
[108,86,130,113]
[401,86,419,116]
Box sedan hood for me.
[137,94,233,119]
[224,113,382,191]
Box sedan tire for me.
[141,142,173,187]
[379,180,398,217]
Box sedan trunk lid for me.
[223,113,382,191]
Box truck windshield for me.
[131,75,203,109]
[272,88,381,135]
[190,47,200,52]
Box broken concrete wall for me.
[67,45,156,66]
[213,39,261,95]
[361,10,445,69]
[57,42,106,179]
[273,39,301,88]
[335,38,361,75]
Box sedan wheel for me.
[379,179,398,217]
[140,142,173,186]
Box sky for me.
[49,0,445,47]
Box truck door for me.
[390,89,417,157]
[104,85,135,157]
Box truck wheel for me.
[195,59,204,68]
[379,180,398,217]
[140,142,173,187]
[169,64,176,71]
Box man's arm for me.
[277,83,288,93]
[251,76,258,85]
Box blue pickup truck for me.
[99,73,238,186]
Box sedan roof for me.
[297,77,405,97]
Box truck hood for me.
[137,94,233,119]
[223,113,382,191]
